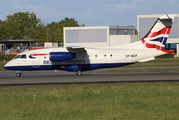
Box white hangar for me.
[63,26,137,47]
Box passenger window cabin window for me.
[104,54,106,58]
[110,54,113,58]
[95,55,97,58]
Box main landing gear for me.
[75,70,82,75]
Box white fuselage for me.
[4,42,164,72]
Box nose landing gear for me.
[16,73,21,77]
[16,70,23,77]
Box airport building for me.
[137,14,179,55]
[63,26,137,47]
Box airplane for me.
[4,14,175,77]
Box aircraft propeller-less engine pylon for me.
[4,14,175,76]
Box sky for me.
[0,0,179,29]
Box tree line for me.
[0,12,84,44]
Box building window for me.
[110,29,134,35]
[165,43,177,53]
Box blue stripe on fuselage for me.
[4,63,134,71]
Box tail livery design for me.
[141,14,175,53]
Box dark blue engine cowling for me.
[49,52,76,61]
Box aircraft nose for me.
[4,63,8,69]
[4,62,11,70]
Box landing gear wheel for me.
[76,70,82,75]
[16,73,21,77]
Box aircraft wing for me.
[66,46,86,53]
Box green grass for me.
[122,58,179,68]
[123,62,179,67]
[0,63,7,71]
[104,68,179,73]
[0,82,179,119]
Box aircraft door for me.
[32,52,40,68]
[86,53,91,63]
[115,51,125,65]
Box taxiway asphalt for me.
[0,70,179,86]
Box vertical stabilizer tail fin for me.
[141,14,175,53]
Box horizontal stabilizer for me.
[137,57,155,62]
[160,14,174,20]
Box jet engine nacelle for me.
[49,52,76,61]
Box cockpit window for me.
[14,54,26,59]
[20,55,26,59]
[14,55,21,59]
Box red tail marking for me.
[142,39,173,53]
[146,26,171,38]
[141,39,164,49]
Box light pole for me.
[47,28,50,42]
[29,33,31,47]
